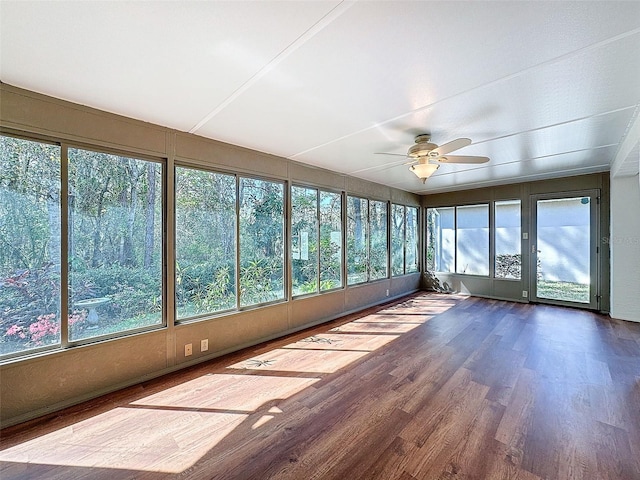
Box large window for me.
[1,136,165,359]
[347,196,368,285]
[0,136,62,356]
[291,187,343,296]
[369,200,388,280]
[175,167,236,319]
[68,148,163,341]
[456,204,489,275]
[495,200,522,279]
[239,178,285,306]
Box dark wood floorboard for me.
[1,293,639,479]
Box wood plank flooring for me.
[1,293,639,479]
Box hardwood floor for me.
[1,293,639,479]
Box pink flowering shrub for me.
[4,313,60,346]
[5,324,26,339]
[27,314,59,344]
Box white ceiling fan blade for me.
[438,155,490,164]
[432,138,472,156]
[374,152,408,157]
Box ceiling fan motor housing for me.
[408,136,438,158]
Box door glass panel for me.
[536,197,590,303]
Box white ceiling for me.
[1,1,639,194]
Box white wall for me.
[610,174,640,322]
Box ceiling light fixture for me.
[410,163,439,183]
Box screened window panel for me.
[175,167,237,319]
[319,191,343,291]
[391,204,405,276]
[291,186,319,296]
[405,206,419,273]
[239,178,285,306]
[0,135,62,356]
[495,200,522,279]
[369,200,388,280]
[347,196,368,285]
[456,204,489,276]
[68,148,163,341]
[426,207,455,273]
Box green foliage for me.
[176,262,236,317]
[239,179,285,306]
[495,254,522,279]
[319,235,341,289]
[1,264,61,351]
[240,258,283,305]
[71,265,161,319]
[537,280,589,303]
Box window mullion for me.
[60,144,69,349]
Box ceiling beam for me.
[611,104,640,178]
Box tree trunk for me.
[47,188,61,270]
[91,179,110,268]
[354,199,363,248]
[144,163,156,269]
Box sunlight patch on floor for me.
[130,373,318,411]
[282,332,401,351]
[227,348,370,374]
[0,407,246,473]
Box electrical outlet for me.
[522,290,528,298]
[201,339,209,352]
[185,343,192,356]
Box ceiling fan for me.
[380,134,489,183]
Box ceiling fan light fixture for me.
[410,163,439,183]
